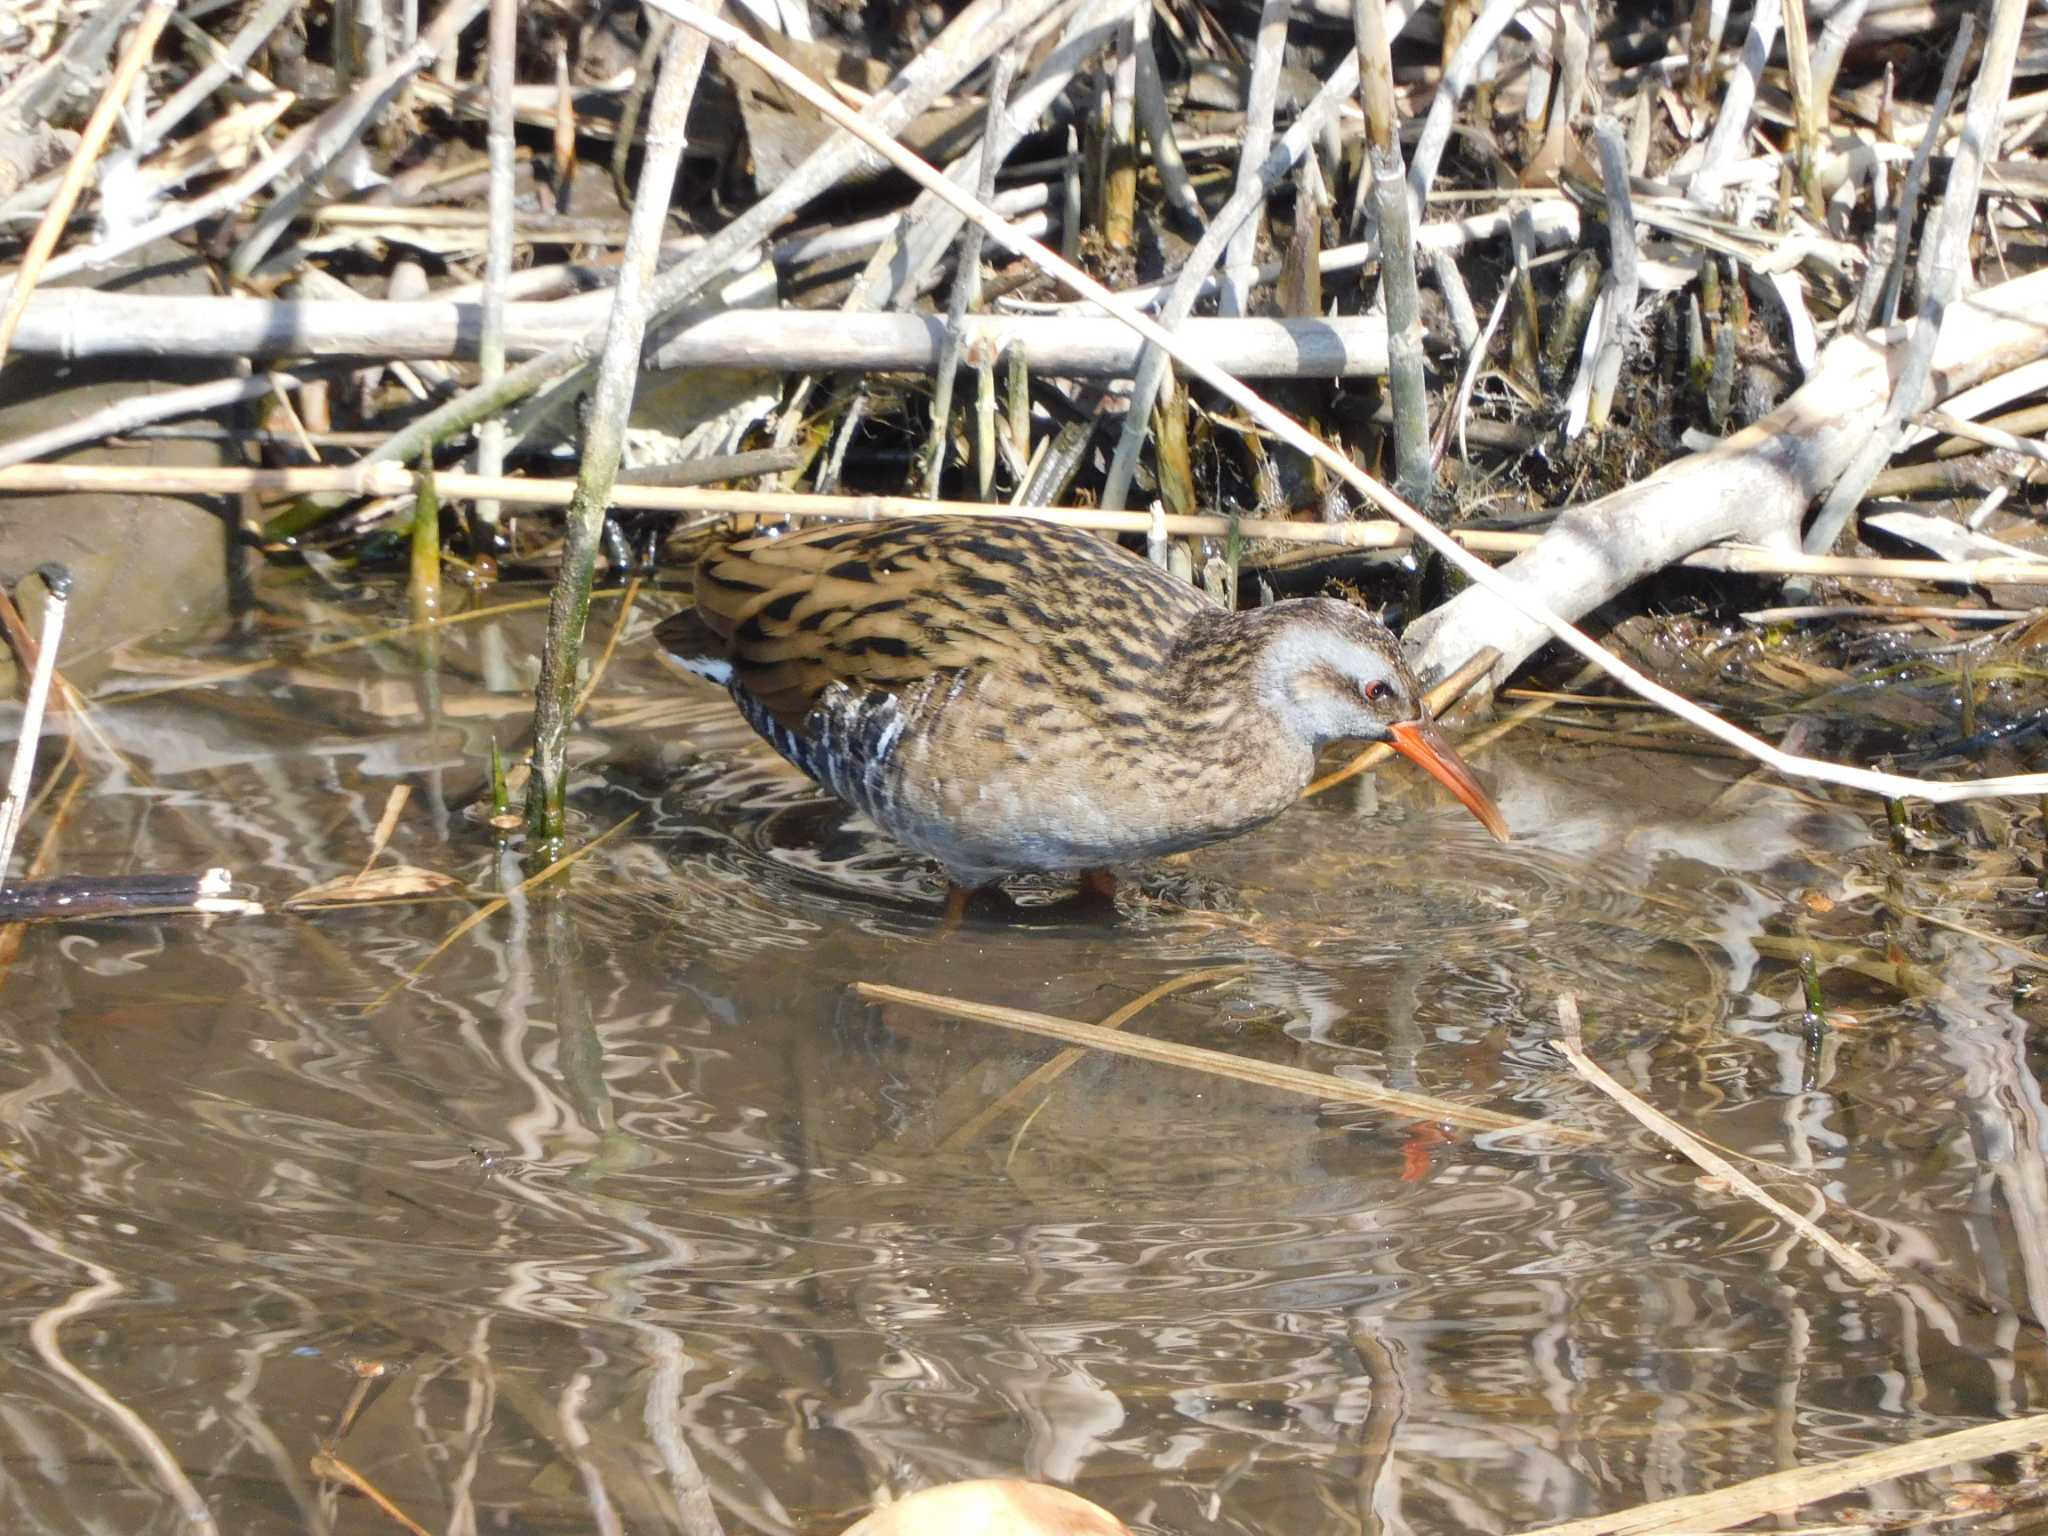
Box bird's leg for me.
[1077,868,1118,906]
[942,883,976,929]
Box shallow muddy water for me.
[2,578,2045,1534]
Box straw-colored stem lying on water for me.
[858,981,1595,1145]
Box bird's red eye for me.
[1364,681,1390,703]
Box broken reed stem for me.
[472,0,517,531]
[1802,0,2025,562]
[923,47,1018,499]
[1129,0,1201,229]
[1554,995,1887,1286]
[1918,407,2048,466]
[227,0,490,278]
[367,0,1067,470]
[1781,0,1819,211]
[0,0,175,368]
[1099,45,1365,508]
[1689,0,1781,207]
[632,1,2048,809]
[8,459,2048,593]
[1407,0,1523,206]
[1356,0,1430,507]
[0,369,312,473]
[1586,118,1639,431]
[527,18,709,846]
[1103,21,1137,250]
[857,982,1594,1144]
[1876,16,1975,328]
[1219,0,1291,318]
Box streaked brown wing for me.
[683,517,1209,729]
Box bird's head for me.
[1249,598,1509,840]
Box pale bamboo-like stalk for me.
[0,0,174,367]
[1129,0,1202,228]
[0,569,68,888]
[1219,0,1291,317]
[364,0,1069,469]
[227,0,490,277]
[1802,0,2027,562]
[1876,17,1974,327]
[1781,0,1821,210]
[1688,0,1782,206]
[1099,40,1373,507]
[473,0,517,530]
[922,49,1018,498]
[527,20,711,843]
[1585,119,1639,431]
[5,456,2046,595]
[1356,0,1429,506]
[1102,20,1137,250]
[1406,0,1526,208]
[637,0,2048,807]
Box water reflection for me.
[0,590,2041,1534]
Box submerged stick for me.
[0,869,263,923]
[937,965,1249,1150]
[1554,995,1886,1287]
[858,982,1594,1144]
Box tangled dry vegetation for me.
[0,0,2045,824]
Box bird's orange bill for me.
[1387,719,1510,841]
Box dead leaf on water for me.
[284,866,468,910]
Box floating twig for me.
[858,981,1594,1144]
[1553,994,1887,1286]
[1524,1410,2048,1536]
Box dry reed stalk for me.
[527,18,711,843]
[857,982,1595,1144]
[10,459,2048,596]
[1555,995,1887,1286]
[1355,0,1430,505]
[1802,0,2029,561]
[1219,0,1292,318]
[472,0,517,531]
[0,0,175,367]
[1525,1410,2048,1536]
[923,48,1018,498]
[366,0,1070,470]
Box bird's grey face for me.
[1258,600,1510,840]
